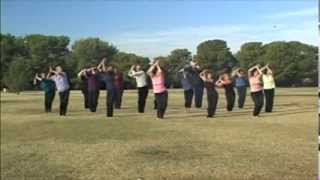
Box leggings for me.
[251,90,264,116]
[155,91,168,118]
[264,88,275,112]
[114,89,124,109]
[194,85,204,108]
[184,89,193,108]
[207,89,218,117]
[225,88,235,111]
[88,90,99,112]
[106,89,116,117]
[59,90,70,116]
[236,86,247,108]
[138,86,148,113]
[44,91,55,112]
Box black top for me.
[204,81,216,90]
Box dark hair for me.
[250,68,257,77]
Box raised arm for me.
[231,68,240,77]
[147,61,159,76]
[199,70,207,82]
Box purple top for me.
[86,71,99,91]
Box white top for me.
[128,70,147,88]
[262,74,275,89]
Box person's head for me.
[40,73,46,79]
[238,68,246,76]
[135,64,141,71]
[55,65,63,73]
[222,73,230,80]
[206,70,214,80]
[251,69,259,77]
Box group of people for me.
[33,57,276,119]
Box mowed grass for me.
[1,88,317,180]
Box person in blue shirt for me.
[34,72,56,113]
[178,67,193,112]
[232,68,248,109]
[97,58,116,117]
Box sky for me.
[1,0,318,58]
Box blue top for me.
[99,71,116,91]
[235,76,247,87]
[181,76,192,90]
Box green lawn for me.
[1,88,317,180]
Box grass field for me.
[1,88,317,180]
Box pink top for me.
[249,75,263,92]
[151,72,166,93]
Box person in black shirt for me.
[199,69,219,118]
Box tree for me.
[3,57,33,93]
[167,49,192,87]
[71,38,118,70]
[0,34,28,88]
[235,42,265,69]
[260,41,317,86]
[196,39,237,71]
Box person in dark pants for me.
[178,67,193,112]
[216,73,235,112]
[200,69,219,118]
[114,67,124,109]
[232,68,248,108]
[128,64,149,113]
[79,67,100,112]
[78,74,89,109]
[261,64,275,113]
[50,66,70,116]
[33,72,56,112]
[248,65,264,117]
[147,60,168,119]
[188,61,204,108]
[97,58,116,117]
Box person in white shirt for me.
[128,64,149,113]
[261,64,276,112]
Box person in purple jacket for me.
[78,67,100,112]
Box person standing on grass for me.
[49,66,70,116]
[248,65,264,117]
[232,68,248,109]
[189,61,204,108]
[78,67,100,112]
[128,64,149,113]
[200,69,219,118]
[97,59,116,117]
[33,72,56,113]
[77,69,89,109]
[178,67,193,112]
[113,67,124,109]
[216,72,235,112]
[261,64,275,113]
[147,60,168,119]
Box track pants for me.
[44,91,55,112]
[155,91,168,119]
[184,89,193,108]
[264,88,274,112]
[88,90,99,112]
[251,90,264,116]
[207,89,218,117]
[236,86,247,108]
[59,90,70,116]
[138,86,148,113]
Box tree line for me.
[0,33,317,93]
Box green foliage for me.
[0,33,317,91]
[71,38,118,70]
[235,42,265,69]
[3,57,33,93]
[168,49,192,88]
[196,39,237,71]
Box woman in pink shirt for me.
[248,65,264,117]
[147,60,168,119]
